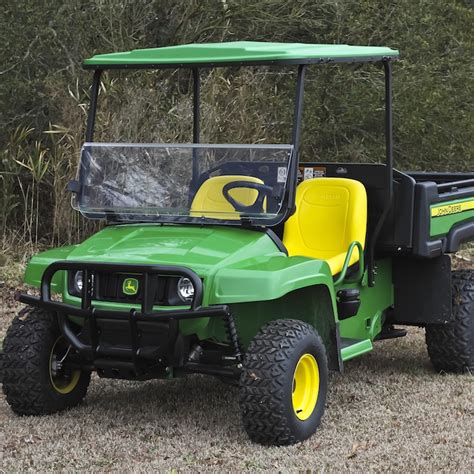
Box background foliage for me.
[0,0,472,252]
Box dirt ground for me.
[1,256,473,472]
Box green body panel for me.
[337,259,393,343]
[26,224,337,305]
[24,224,337,340]
[23,224,395,362]
[84,41,399,67]
[212,286,335,348]
[430,197,474,237]
[327,258,393,362]
[24,245,79,293]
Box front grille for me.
[68,271,183,306]
[97,272,166,303]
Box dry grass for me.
[1,258,473,472]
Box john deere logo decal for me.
[123,278,139,296]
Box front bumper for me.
[19,261,235,377]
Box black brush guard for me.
[19,261,242,378]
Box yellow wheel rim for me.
[292,353,320,421]
[49,337,81,394]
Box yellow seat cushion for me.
[283,177,367,275]
[190,175,265,220]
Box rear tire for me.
[239,319,328,445]
[426,270,474,373]
[2,306,91,415]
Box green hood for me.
[24,224,333,305]
[64,224,282,275]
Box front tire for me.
[2,306,91,415]
[426,270,474,373]
[239,319,328,445]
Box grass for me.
[1,328,472,471]
[0,256,473,472]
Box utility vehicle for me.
[2,42,473,445]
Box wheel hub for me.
[292,353,320,421]
[49,337,81,394]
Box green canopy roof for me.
[84,41,399,69]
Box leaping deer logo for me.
[123,278,139,295]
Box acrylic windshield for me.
[72,143,293,225]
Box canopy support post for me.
[283,64,307,218]
[368,60,394,286]
[291,65,307,151]
[192,68,201,184]
[85,70,102,142]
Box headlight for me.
[177,277,194,302]
[71,271,94,296]
[73,271,83,293]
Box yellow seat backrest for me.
[190,175,264,220]
[283,177,367,275]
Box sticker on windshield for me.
[277,167,288,183]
